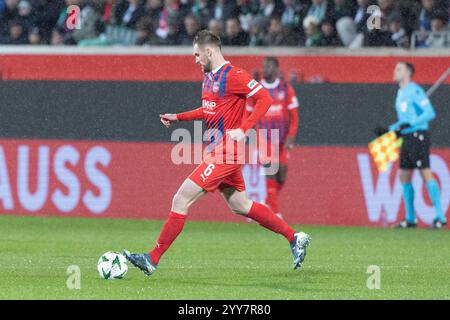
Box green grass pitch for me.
[0,214,449,300]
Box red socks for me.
[247,202,295,243]
[150,212,187,265]
[150,202,295,264]
[266,179,281,214]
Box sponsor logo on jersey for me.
[266,104,283,115]
[202,100,216,110]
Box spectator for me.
[331,0,356,22]
[280,0,304,30]
[424,8,449,47]
[178,0,193,21]
[100,0,118,24]
[143,0,163,30]
[28,26,41,44]
[222,16,250,45]
[213,0,237,22]
[114,0,145,29]
[388,11,409,48]
[320,18,342,46]
[354,0,374,33]
[50,26,65,45]
[0,0,19,38]
[377,0,396,19]
[66,0,103,44]
[419,0,439,31]
[16,0,33,32]
[6,19,28,44]
[263,15,297,46]
[303,15,324,47]
[159,15,180,45]
[191,0,213,28]
[336,0,374,47]
[33,0,65,43]
[179,14,200,45]
[235,0,257,31]
[430,7,449,31]
[208,18,225,38]
[394,0,419,34]
[135,15,157,45]
[0,0,447,47]
[306,0,331,24]
[256,0,283,19]
[364,0,398,46]
[248,15,267,46]
[155,0,181,40]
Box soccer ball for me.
[97,252,128,280]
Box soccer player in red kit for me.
[124,30,311,276]
[246,57,299,219]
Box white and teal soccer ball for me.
[97,252,128,280]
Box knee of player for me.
[229,199,252,215]
[171,192,190,211]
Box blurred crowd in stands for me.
[0,0,449,48]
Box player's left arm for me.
[226,69,273,141]
[244,97,255,119]
[285,86,299,149]
[401,86,436,134]
[240,89,272,132]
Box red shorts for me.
[189,157,246,192]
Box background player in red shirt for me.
[124,30,310,277]
[246,57,299,219]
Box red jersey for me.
[201,61,263,158]
[246,78,299,145]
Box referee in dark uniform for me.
[387,62,446,229]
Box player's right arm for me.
[160,107,204,128]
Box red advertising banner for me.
[0,54,449,84]
[0,139,448,227]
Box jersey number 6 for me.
[200,164,215,182]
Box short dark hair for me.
[264,56,280,68]
[399,61,415,77]
[193,29,221,48]
[430,8,449,24]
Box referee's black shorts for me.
[400,130,431,170]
